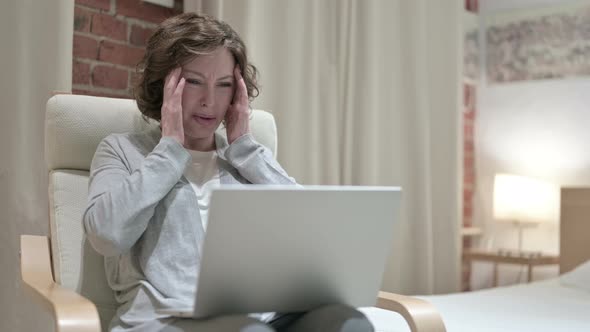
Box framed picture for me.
[486,1,590,83]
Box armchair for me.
[20,94,445,332]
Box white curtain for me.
[186,0,462,294]
[0,1,73,330]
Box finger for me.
[231,66,241,104]
[164,68,177,90]
[171,67,182,91]
[164,67,182,95]
[232,66,247,105]
[166,77,184,114]
[164,70,175,96]
[174,77,186,98]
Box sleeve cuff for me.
[156,136,191,176]
[224,133,260,167]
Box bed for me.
[361,187,590,332]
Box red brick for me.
[73,88,132,99]
[463,216,472,228]
[116,0,180,24]
[72,89,90,95]
[462,274,470,285]
[73,61,91,85]
[463,203,472,219]
[464,171,475,185]
[74,6,92,33]
[464,141,474,153]
[91,13,127,41]
[76,0,111,11]
[73,34,99,60]
[98,40,145,67]
[464,108,476,120]
[464,124,474,140]
[463,83,476,108]
[463,188,472,199]
[463,186,474,226]
[92,65,129,90]
[463,237,472,248]
[463,198,472,209]
[465,0,479,13]
[130,24,155,47]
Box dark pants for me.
[154,304,374,332]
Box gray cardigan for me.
[83,127,297,330]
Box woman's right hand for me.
[161,67,186,146]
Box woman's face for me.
[180,47,236,142]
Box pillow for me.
[560,259,590,292]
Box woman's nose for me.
[200,86,215,107]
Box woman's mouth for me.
[192,114,217,126]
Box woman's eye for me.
[218,82,233,87]
[186,79,202,85]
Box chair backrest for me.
[45,94,278,331]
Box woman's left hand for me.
[225,65,250,144]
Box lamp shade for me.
[493,174,559,224]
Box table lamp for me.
[493,173,559,254]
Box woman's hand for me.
[161,67,186,146]
[225,65,250,144]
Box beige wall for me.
[0,1,73,330]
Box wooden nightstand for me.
[462,249,559,287]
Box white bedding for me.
[361,278,590,332]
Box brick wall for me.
[465,0,479,13]
[462,83,476,291]
[462,0,479,292]
[73,0,183,98]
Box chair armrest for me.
[376,291,446,332]
[20,235,101,332]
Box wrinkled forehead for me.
[182,47,235,77]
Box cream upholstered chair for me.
[20,94,445,332]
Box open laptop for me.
[157,185,401,319]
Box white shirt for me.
[183,149,220,231]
